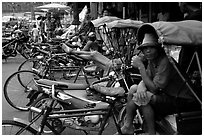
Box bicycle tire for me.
[4,70,40,111]
[2,120,37,135]
[17,69,41,88]
[28,95,66,134]
[18,58,80,81]
[18,55,96,84]
[18,58,31,71]
[18,58,44,73]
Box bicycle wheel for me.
[18,58,47,75]
[28,95,66,134]
[4,70,40,111]
[2,120,37,135]
[18,58,36,71]
[17,69,41,88]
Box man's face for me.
[142,46,159,60]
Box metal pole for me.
[98,2,103,17]
[149,3,152,22]
[123,7,125,19]
[31,2,35,21]
[72,2,80,25]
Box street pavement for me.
[2,55,117,135]
[2,55,29,121]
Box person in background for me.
[64,32,101,53]
[62,42,112,77]
[75,14,95,38]
[179,2,202,21]
[36,16,42,30]
[82,32,101,52]
[31,24,39,43]
[156,3,184,22]
[45,12,56,40]
[102,9,111,17]
[38,16,46,42]
[157,8,170,21]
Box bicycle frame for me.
[46,64,85,83]
[3,39,18,56]
[16,84,124,135]
[31,53,91,84]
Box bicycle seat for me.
[63,89,110,109]
[35,79,89,90]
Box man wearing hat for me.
[118,24,198,134]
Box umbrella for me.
[106,19,143,29]
[91,16,121,27]
[35,3,70,12]
[79,5,88,22]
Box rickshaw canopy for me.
[151,20,202,46]
[35,3,70,10]
[91,16,121,27]
[106,19,143,29]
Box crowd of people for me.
[28,5,114,44]
[30,11,63,43]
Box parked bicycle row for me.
[2,19,202,135]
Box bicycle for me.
[3,64,92,112]
[2,34,33,60]
[18,45,100,84]
[4,46,141,112]
[3,70,41,111]
[2,84,126,135]
[3,60,142,133]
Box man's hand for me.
[133,91,147,101]
[132,91,153,106]
[132,81,152,106]
[133,81,147,101]
[131,55,144,68]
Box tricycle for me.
[118,20,202,135]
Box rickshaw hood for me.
[137,20,202,47]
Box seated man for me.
[119,24,200,135]
[62,43,112,76]
[82,32,101,52]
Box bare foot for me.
[115,125,134,135]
